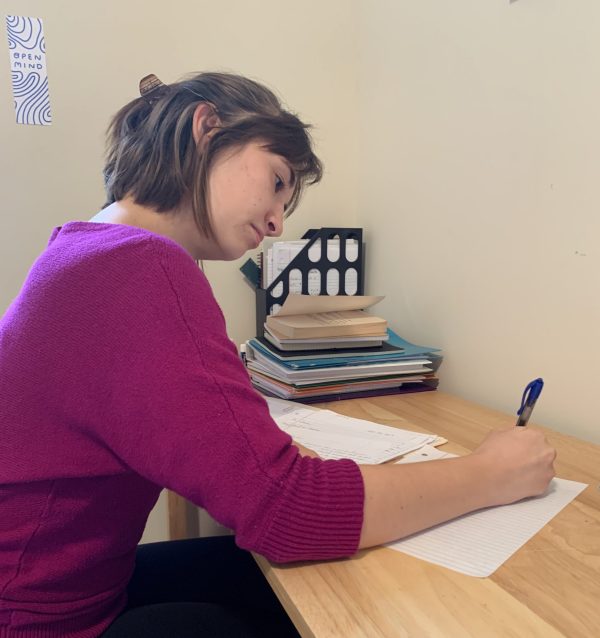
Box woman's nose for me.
[265,207,284,237]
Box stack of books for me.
[242,295,442,403]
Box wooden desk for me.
[254,392,600,638]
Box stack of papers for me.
[266,397,438,463]
[245,329,441,403]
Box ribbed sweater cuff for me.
[0,619,109,638]
[0,627,100,638]
[0,592,124,638]
[254,457,364,563]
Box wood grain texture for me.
[254,392,600,637]
[167,491,199,540]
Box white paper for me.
[271,241,307,294]
[387,467,587,577]
[265,396,313,419]
[273,293,384,317]
[265,397,436,464]
[266,239,359,297]
[396,444,454,463]
[6,16,51,125]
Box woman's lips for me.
[251,225,263,246]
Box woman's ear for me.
[192,102,221,147]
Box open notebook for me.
[388,446,587,577]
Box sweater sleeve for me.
[82,237,364,563]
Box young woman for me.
[0,71,556,638]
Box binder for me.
[242,228,366,338]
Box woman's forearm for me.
[358,455,491,548]
[358,426,556,549]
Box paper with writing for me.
[265,397,436,464]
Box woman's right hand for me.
[471,427,556,506]
[359,425,557,549]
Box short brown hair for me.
[103,72,323,237]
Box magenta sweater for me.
[0,222,364,638]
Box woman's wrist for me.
[463,451,504,509]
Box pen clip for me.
[517,378,544,415]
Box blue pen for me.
[516,378,544,427]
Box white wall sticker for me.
[5,16,51,125]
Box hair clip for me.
[139,73,168,106]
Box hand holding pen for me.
[470,377,554,504]
[516,378,544,427]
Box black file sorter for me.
[255,227,365,338]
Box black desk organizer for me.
[255,228,365,338]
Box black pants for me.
[101,536,300,638]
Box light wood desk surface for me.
[254,392,600,638]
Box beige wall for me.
[357,1,600,443]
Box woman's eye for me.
[275,175,284,192]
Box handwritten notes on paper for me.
[265,397,436,464]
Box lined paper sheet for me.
[388,454,587,576]
[265,397,437,464]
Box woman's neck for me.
[90,198,205,259]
